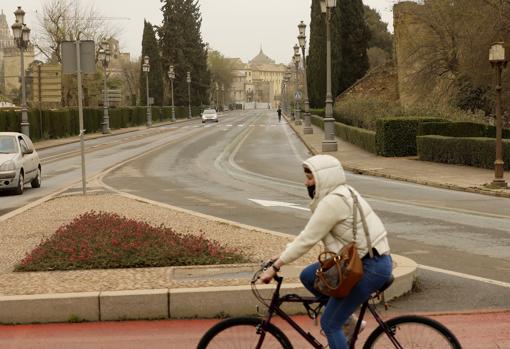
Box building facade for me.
[0,9,35,101]
[229,48,287,108]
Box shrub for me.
[376,117,443,157]
[418,121,510,139]
[310,114,324,129]
[417,135,510,170]
[418,121,487,138]
[310,108,325,117]
[335,122,377,154]
[15,211,249,272]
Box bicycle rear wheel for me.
[363,315,461,349]
[197,317,293,349]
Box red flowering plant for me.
[15,211,249,272]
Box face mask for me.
[307,184,316,199]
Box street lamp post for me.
[285,66,293,120]
[168,65,176,122]
[293,45,302,126]
[298,21,313,135]
[489,42,508,188]
[142,55,152,127]
[187,71,192,119]
[320,0,338,152]
[11,7,30,137]
[98,39,111,134]
[221,84,225,111]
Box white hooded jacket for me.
[279,155,390,265]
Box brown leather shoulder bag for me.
[313,188,373,298]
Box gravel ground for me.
[0,193,319,296]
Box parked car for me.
[201,108,219,123]
[0,132,41,195]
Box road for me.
[101,109,510,312]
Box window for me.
[0,136,17,154]
[18,137,29,154]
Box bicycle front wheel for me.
[197,317,293,349]
[363,315,461,349]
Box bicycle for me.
[197,260,462,348]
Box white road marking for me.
[249,199,310,211]
[418,264,510,289]
[238,124,244,127]
[226,124,233,127]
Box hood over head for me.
[303,155,346,208]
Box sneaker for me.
[343,315,367,343]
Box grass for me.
[15,211,249,272]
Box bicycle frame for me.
[255,275,404,349]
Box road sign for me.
[101,89,122,103]
[294,91,302,100]
[31,64,62,104]
[61,40,96,74]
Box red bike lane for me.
[0,311,508,349]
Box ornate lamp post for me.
[186,71,192,119]
[98,39,111,134]
[320,0,338,151]
[11,7,30,136]
[168,65,176,122]
[285,67,293,118]
[489,42,508,188]
[298,21,313,134]
[142,55,152,127]
[293,44,302,126]
[221,84,225,111]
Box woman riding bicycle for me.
[260,154,393,349]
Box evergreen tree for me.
[140,20,164,106]
[307,0,370,107]
[307,0,326,108]
[159,0,210,106]
[336,0,370,93]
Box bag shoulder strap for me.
[348,187,374,258]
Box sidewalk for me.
[285,115,510,198]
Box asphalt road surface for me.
[102,109,510,313]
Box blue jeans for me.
[300,254,393,349]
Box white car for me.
[0,132,41,195]
[201,109,219,123]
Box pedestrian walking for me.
[259,154,393,349]
[277,106,282,122]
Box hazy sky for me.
[1,0,396,64]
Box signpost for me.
[61,39,95,195]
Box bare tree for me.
[396,0,510,111]
[120,59,140,106]
[35,0,118,63]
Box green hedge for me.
[310,114,324,129]
[310,108,325,117]
[417,135,510,170]
[335,122,376,154]
[0,106,201,142]
[376,117,443,157]
[418,121,510,139]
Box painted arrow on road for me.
[249,199,310,211]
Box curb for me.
[283,114,510,199]
[0,255,416,324]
